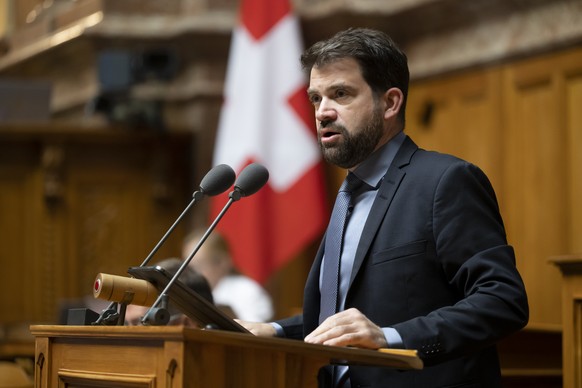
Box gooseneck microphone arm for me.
[140,197,235,325]
[141,162,269,326]
[139,193,199,268]
[92,164,236,326]
[140,163,236,267]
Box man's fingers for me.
[305,314,358,344]
[235,320,276,337]
[304,308,387,349]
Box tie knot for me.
[340,173,365,193]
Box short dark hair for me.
[156,257,214,304]
[301,28,409,125]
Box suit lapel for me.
[348,136,418,286]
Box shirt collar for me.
[352,130,406,189]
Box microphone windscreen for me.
[93,273,158,306]
[200,164,236,196]
[234,163,269,197]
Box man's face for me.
[307,57,385,170]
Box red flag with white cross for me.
[209,0,328,283]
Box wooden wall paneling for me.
[0,128,193,327]
[564,54,582,255]
[145,141,192,263]
[61,136,192,312]
[502,48,582,330]
[0,142,41,324]
[38,142,69,323]
[0,1,10,38]
[0,168,28,322]
[406,69,504,196]
[67,165,150,298]
[28,151,47,325]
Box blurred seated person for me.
[125,257,213,326]
[183,229,274,322]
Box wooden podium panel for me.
[30,325,422,388]
[550,255,582,388]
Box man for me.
[238,27,528,387]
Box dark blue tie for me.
[319,173,361,324]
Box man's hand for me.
[235,320,277,337]
[304,308,388,349]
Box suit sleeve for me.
[274,314,304,339]
[392,161,529,365]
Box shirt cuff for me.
[271,322,286,338]
[382,327,404,348]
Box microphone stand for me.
[90,163,236,326]
[140,191,205,267]
[140,162,269,325]
[92,191,204,326]
[141,194,239,325]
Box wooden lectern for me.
[550,255,582,388]
[30,325,422,387]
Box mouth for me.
[319,126,342,144]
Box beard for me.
[318,105,384,169]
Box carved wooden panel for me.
[406,68,503,193]
[565,71,582,255]
[503,48,582,329]
[0,126,192,326]
[0,141,42,324]
[57,369,155,388]
[551,257,582,388]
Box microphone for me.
[229,162,270,201]
[92,164,235,326]
[141,162,269,325]
[196,163,237,197]
[93,273,158,306]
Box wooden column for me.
[550,255,582,388]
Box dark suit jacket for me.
[277,136,529,387]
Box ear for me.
[382,87,404,120]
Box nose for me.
[315,98,337,124]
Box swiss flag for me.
[210,0,328,284]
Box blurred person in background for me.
[124,257,213,326]
[183,229,274,322]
